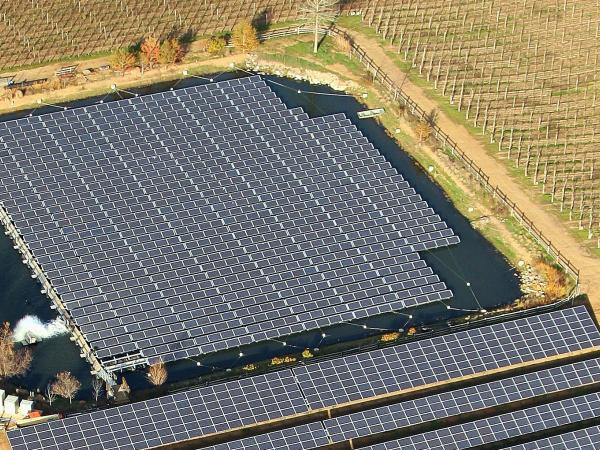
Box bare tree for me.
[300,0,338,53]
[147,361,168,386]
[0,322,32,380]
[91,377,104,402]
[45,383,57,406]
[51,371,81,404]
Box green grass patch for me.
[258,35,365,75]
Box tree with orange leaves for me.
[140,36,160,71]
[147,361,168,386]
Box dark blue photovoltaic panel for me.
[502,425,600,449]
[363,391,600,450]
[325,357,600,442]
[293,306,600,408]
[6,370,307,450]
[7,307,600,450]
[199,423,329,450]
[0,75,459,366]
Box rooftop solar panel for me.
[293,306,600,408]
[324,357,600,442]
[6,369,307,450]
[502,425,600,449]
[198,423,329,450]
[0,75,459,368]
[363,391,600,450]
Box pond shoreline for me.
[0,68,525,401]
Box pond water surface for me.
[0,72,521,397]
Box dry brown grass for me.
[534,258,569,300]
[333,34,353,55]
[415,120,432,143]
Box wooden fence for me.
[258,24,581,284]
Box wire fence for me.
[258,24,581,284]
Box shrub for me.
[333,34,352,54]
[270,356,297,366]
[415,120,433,143]
[111,48,136,76]
[147,361,168,386]
[534,259,568,300]
[380,332,400,342]
[302,349,314,358]
[206,36,226,55]
[158,39,182,65]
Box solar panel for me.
[362,391,600,450]
[199,423,329,450]
[293,306,600,408]
[0,75,460,368]
[324,357,600,442]
[6,369,307,450]
[502,425,600,449]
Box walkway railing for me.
[258,24,580,283]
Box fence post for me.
[256,25,580,284]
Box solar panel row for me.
[293,305,600,408]
[324,357,600,442]
[7,370,307,450]
[0,75,459,365]
[198,423,329,450]
[363,391,600,450]
[8,307,600,450]
[502,425,600,449]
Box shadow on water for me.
[0,221,93,396]
[0,72,521,396]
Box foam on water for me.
[12,315,68,343]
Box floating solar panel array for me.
[503,425,600,449]
[324,357,600,442]
[293,306,600,408]
[7,370,307,450]
[199,423,329,450]
[363,391,600,450]
[0,75,459,368]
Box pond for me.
[0,72,521,398]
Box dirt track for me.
[342,28,600,313]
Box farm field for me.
[0,0,319,70]
[355,0,600,250]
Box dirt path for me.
[342,28,600,313]
[0,53,246,114]
[0,431,11,450]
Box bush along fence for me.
[258,24,580,287]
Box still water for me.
[0,72,521,397]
